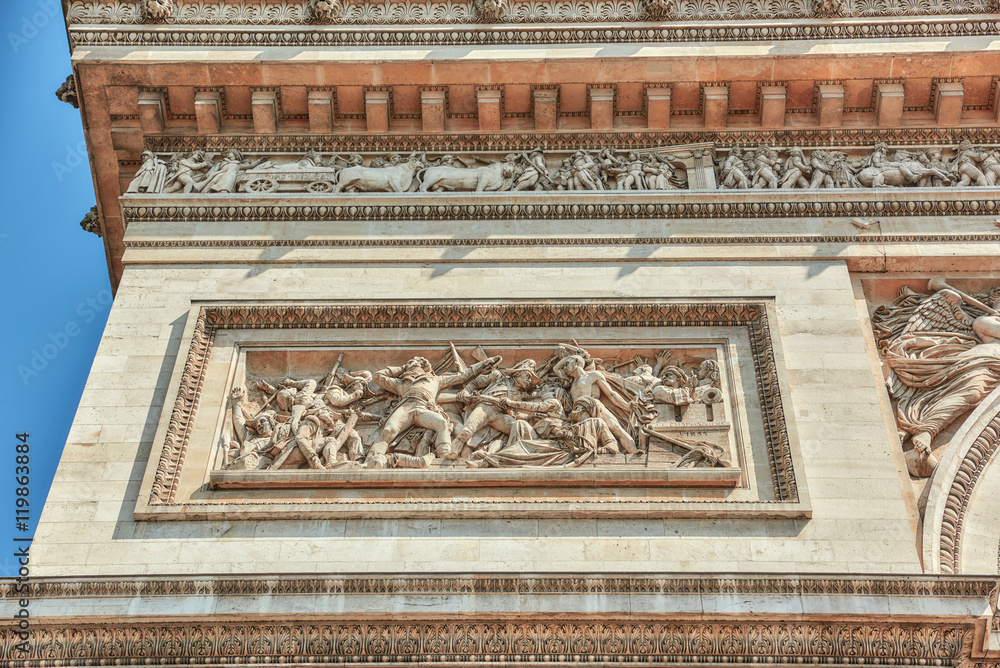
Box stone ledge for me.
[120,189,1000,224]
[210,467,744,489]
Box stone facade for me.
[3,0,1000,665]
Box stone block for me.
[760,85,786,128]
[365,89,390,133]
[646,85,671,129]
[588,87,614,130]
[817,84,844,127]
[251,90,278,134]
[193,90,222,134]
[137,90,166,133]
[933,81,964,126]
[477,88,502,132]
[703,85,729,128]
[533,88,558,131]
[994,80,1000,124]
[307,90,335,133]
[420,89,446,133]
[875,82,905,127]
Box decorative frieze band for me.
[143,128,1000,159]
[67,17,1000,48]
[66,0,997,27]
[120,194,1000,226]
[125,142,1000,197]
[121,234,1000,249]
[2,573,996,600]
[0,618,975,667]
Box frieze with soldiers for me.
[220,343,733,473]
[126,142,999,197]
[717,141,1000,190]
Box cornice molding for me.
[120,195,1000,224]
[120,233,1000,249]
[3,573,996,599]
[143,129,1000,156]
[65,0,997,26]
[67,15,1000,47]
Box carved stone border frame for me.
[136,299,809,520]
[924,385,1000,574]
[0,617,980,667]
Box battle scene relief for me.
[218,342,737,478]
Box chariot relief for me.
[125,142,999,197]
[872,277,1000,479]
[219,342,733,475]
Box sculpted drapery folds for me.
[221,343,728,472]
[873,277,1000,478]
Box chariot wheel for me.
[244,177,279,194]
[305,180,335,193]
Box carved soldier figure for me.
[552,354,639,454]
[567,151,604,190]
[164,150,213,194]
[296,149,325,169]
[454,359,544,454]
[652,366,694,408]
[511,149,552,191]
[719,147,751,189]
[465,387,617,468]
[324,370,373,409]
[750,145,780,189]
[643,155,677,190]
[329,153,363,169]
[807,149,835,189]
[617,152,648,191]
[953,140,990,187]
[263,378,328,469]
[224,387,283,470]
[779,148,811,189]
[369,153,402,169]
[918,148,954,187]
[691,359,722,403]
[828,150,861,188]
[199,149,268,194]
[367,355,502,468]
[978,150,1000,186]
[126,150,168,194]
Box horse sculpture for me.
[856,156,952,188]
[418,161,515,192]
[334,156,423,193]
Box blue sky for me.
[0,0,113,576]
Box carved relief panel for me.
[136,301,807,519]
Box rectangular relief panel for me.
[136,300,809,519]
